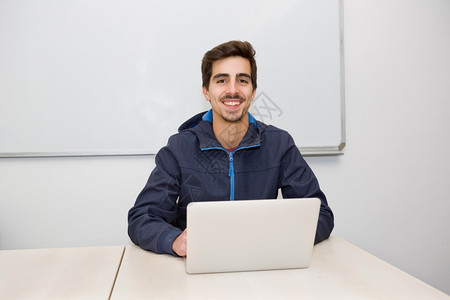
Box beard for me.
[222,112,244,123]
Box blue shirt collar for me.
[202,109,258,129]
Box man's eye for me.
[238,79,249,84]
[216,79,227,84]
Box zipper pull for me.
[228,152,234,177]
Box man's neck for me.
[212,117,249,150]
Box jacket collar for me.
[201,109,258,130]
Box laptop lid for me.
[186,198,320,274]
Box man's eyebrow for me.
[212,73,230,80]
[236,73,251,79]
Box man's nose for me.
[226,80,238,95]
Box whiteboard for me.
[0,0,345,157]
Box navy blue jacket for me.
[128,110,334,256]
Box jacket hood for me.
[178,111,208,132]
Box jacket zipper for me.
[228,152,235,200]
[228,145,260,201]
[201,144,260,201]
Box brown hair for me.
[201,40,257,91]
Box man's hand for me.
[172,229,187,257]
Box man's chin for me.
[222,112,244,123]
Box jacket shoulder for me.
[258,121,291,138]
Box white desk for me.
[111,237,448,299]
[0,246,124,300]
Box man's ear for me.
[202,86,210,101]
[251,88,257,102]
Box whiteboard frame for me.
[0,0,346,158]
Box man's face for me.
[203,56,256,124]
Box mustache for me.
[220,94,245,101]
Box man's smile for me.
[223,100,242,108]
[221,94,245,109]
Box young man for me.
[128,40,334,257]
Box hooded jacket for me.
[128,110,334,256]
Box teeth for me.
[224,101,240,106]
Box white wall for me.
[0,0,448,294]
[311,0,450,293]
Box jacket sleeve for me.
[279,136,334,244]
[128,145,182,256]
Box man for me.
[128,40,334,257]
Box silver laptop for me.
[185,198,320,274]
